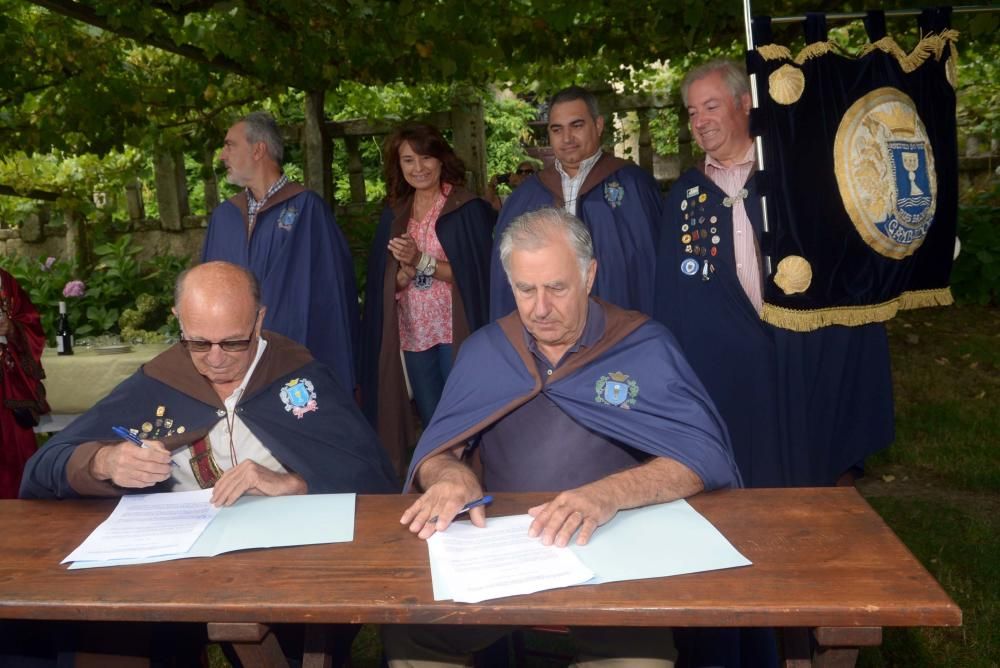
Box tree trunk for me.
[303,89,333,206]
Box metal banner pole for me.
[743,0,773,276]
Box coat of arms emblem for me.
[279,377,318,418]
[595,371,639,409]
[604,181,625,209]
[277,205,299,231]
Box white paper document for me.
[63,488,219,563]
[427,514,595,603]
[428,499,750,603]
[569,500,752,584]
[65,492,356,569]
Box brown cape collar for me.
[142,331,315,409]
[496,298,647,386]
[227,180,308,235]
[536,153,632,209]
[406,299,648,491]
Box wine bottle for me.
[56,300,74,355]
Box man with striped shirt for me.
[654,59,894,492]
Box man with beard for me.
[202,112,359,391]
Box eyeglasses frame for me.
[180,309,262,353]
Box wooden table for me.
[0,489,960,667]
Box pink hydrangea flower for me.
[62,280,86,298]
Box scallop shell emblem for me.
[769,64,805,105]
[773,255,813,295]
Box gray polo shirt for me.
[478,301,647,492]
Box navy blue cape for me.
[655,167,893,487]
[20,333,397,499]
[489,155,663,320]
[358,188,495,474]
[202,183,359,390]
[405,300,741,493]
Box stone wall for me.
[0,215,207,265]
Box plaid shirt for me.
[555,150,602,215]
[246,174,288,233]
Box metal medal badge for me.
[680,257,699,276]
[137,405,183,439]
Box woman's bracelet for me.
[415,253,437,276]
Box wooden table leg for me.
[206,622,289,668]
[303,624,333,668]
[781,627,813,668]
[781,627,882,667]
[813,627,881,668]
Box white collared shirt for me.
[169,337,288,491]
[555,150,602,215]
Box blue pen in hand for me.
[429,495,493,524]
[111,425,178,468]
[458,495,493,515]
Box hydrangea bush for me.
[0,235,188,346]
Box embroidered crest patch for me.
[604,180,625,209]
[280,377,318,419]
[595,371,639,409]
[277,205,299,231]
[834,87,936,260]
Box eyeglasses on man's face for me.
[180,310,261,353]
[515,168,535,175]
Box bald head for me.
[173,262,265,395]
[175,262,260,317]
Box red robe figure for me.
[0,269,49,498]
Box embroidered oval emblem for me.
[834,87,936,260]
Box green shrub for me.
[0,236,189,344]
[951,181,1000,306]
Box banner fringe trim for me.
[761,288,954,331]
[756,44,793,61]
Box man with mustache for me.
[489,86,663,319]
[202,111,360,391]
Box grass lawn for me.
[857,304,999,667]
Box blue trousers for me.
[403,343,453,427]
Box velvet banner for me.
[749,8,958,331]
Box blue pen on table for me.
[111,425,179,468]
[429,495,493,524]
